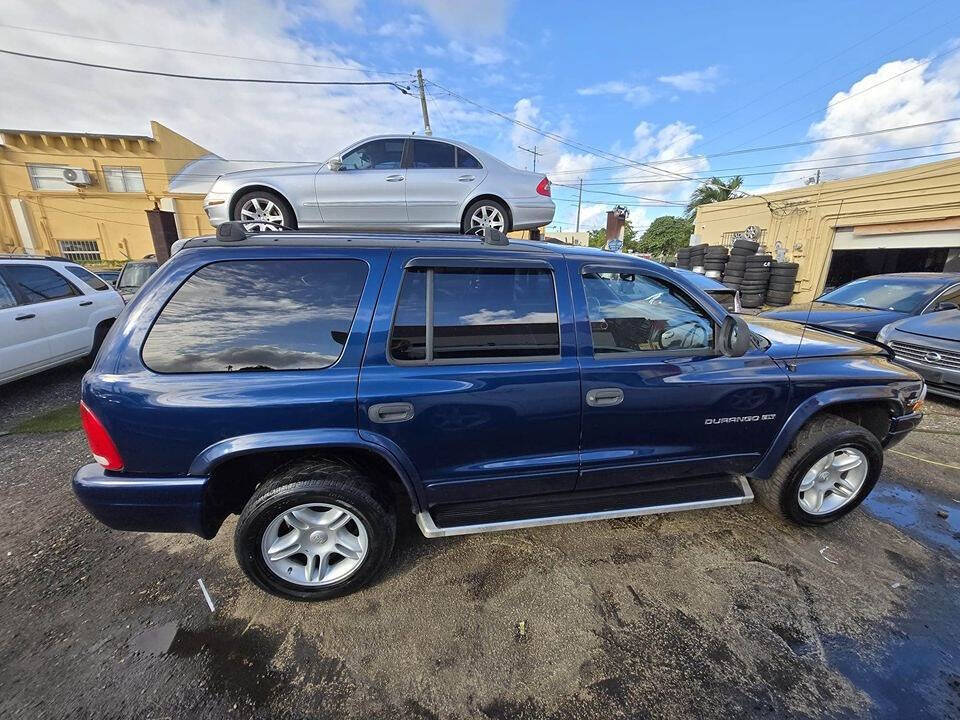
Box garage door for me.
[827,228,960,289]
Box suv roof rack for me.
[481,226,509,246]
[216,220,298,242]
[0,253,71,262]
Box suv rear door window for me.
[142,259,367,373]
[0,274,17,309]
[390,266,559,362]
[3,264,79,304]
[582,270,713,353]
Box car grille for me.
[890,340,960,371]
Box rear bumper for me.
[883,411,924,448]
[72,463,215,538]
[508,197,555,230]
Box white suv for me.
[0,256,125,385]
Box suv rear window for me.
[142,259,367,373]
[390,266,560,362]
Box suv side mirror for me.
[935,301,959,312]
[327,156,344,171]
[718,315,751,357]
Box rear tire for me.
[753,415,882,525]
[235,458,395,600]
[85,320,112,366]
[462,199,510,235]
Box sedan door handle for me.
[368,402,415,423]
[457,175,475,182]
[385,174,404,182]
[79,301,93,306]
[15,313,36,321]
[585,387,624,407]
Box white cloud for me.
[376,14,425,37]
[0,0,428,174]
[658,65,722,93]
[576,81,653,106]
[765,48,960,189]
[405,0,512,37]
[425,41,505,66]
[306,0,364,27]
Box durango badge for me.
[705,414,777,425]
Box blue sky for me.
[3,0,960,231]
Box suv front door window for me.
[404,140,485,228]
[315,138,408,226]
[574,263,789,490]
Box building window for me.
[59,240,102,263]
[27,164,73,191]
[103,166,146,193]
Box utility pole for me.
[575,178,583,232]
[416,69,432,136]
[517,144,542,172]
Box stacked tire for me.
[703,245,728,279]
[688,243,708,272]
[722,238,758,290]
[676,246,692,270]
[765,262,799,306]
[740,254,773,309]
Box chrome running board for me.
[416,476,754,539]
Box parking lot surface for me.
[0,365,958,720]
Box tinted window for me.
[582,271,713,353]
[143,259,367,373]
[65,265,109,291]
[409,140,455,169]
[3,265,78,304]
[389,266,559,362]
[457,147,482,169]
[117,262,158,290]
[341,139,405,170]
[0,275,17,309]
[818,276,941,313]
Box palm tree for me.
[684,176,744,220]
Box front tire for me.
[232,190,297,232]
[235,459,395,600]
[754,415,883,525]
[462,198,509,235]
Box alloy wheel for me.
[239,197,284,231]
[260,502,369,586]
[468,205,505,235]
[797,447,868,515]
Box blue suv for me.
[73,225,925,600]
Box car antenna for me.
[789,198,844,371]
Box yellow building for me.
[693,157,960,302]
[0,121,219,263]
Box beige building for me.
[693,157,960,302]
[0,121,221,263]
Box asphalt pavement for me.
[0,364,957,719]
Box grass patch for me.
[10,404,82,434]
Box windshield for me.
[117,262,157,289]
[817,276,940,313]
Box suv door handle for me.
[457,175,475,182]
[385,175,404,182]
[585,388,624,407]
[15,313,36,321]
[79,301,93,306]
[368,402,414,423]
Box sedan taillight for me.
[536,177,551,197]
[80,402,124,471]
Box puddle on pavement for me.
[863,482,959,556]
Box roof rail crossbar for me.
[0,253,71,261]
[481,226,509,246]
[216,220,298,242]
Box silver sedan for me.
[203,135,555,234]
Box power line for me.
[0,48,412,93]
[0,23,412,77]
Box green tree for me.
[638,216,694,257]
[587,219,639,251]
[684,176,744,220]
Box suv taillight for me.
[80,402,124,471]
[536,177,551,197]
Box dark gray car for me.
[878,309,960,400]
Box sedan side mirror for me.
[718,315,751,357]
[935,301,959,312]
[327,156,344,171]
